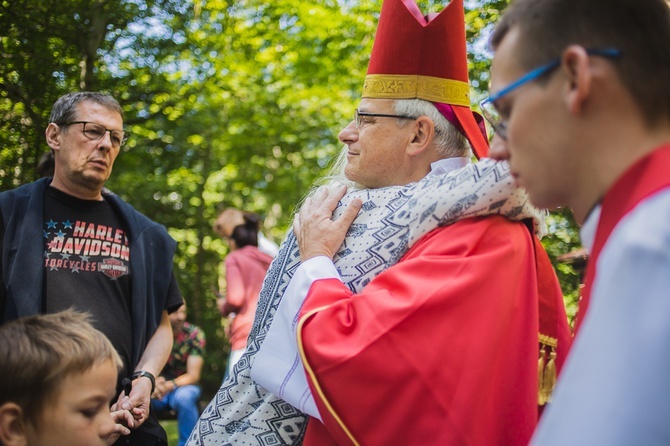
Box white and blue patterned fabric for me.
[187,158,543,445]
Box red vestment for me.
[298,216,570,445]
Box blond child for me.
[0,309,134,445]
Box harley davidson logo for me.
[99,258,129,279]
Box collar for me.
[429,157,471,176]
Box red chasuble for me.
[297,215,569,445]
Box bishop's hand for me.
[293,183,362,261]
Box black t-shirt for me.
[43,187,134,381]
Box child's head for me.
[0,309,123,446]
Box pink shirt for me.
[221,245,273,349]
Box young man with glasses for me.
[189,0,571,444]
[0,92,184,446]
[486,0,670,444]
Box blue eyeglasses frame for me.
[479,48,622,139]
[484,48,621,105]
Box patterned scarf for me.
[188,158,544,445]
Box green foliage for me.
[540,208,584,325]
[159,419,179,445]
[1,0,582,393]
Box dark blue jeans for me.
[151,385,201,446]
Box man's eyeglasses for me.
[60,121,129,148]
[479,48,621,140]
[354,109,416,128]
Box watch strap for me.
[131,370,156,394]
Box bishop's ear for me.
[407,115,435,156]
[0,402,28,446]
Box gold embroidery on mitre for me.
[363,74,471,107]
[538,333,558,406]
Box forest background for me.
[0,0,582,399]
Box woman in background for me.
[217,212,273,379]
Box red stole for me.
[575,144,670,332]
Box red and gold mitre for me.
[363,0,489,158]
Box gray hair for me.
[393,98,470,158]
[49,91,123,125]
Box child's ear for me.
[0,402,28,446]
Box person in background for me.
[213,207,279,258]
[36,150,55,177]
[484,0,670,444]
[0,91,183,446]
[0,310,135,446]
[216,211,273,378]
[151,303,206,446]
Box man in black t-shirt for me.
[0,92,183,446]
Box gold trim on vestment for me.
[538,333,558,348]
[538,333,558,406]
[362,74,471,107]
[298,306,361,446]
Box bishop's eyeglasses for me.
[354,109,417,128]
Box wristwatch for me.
[131,370,156,394]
